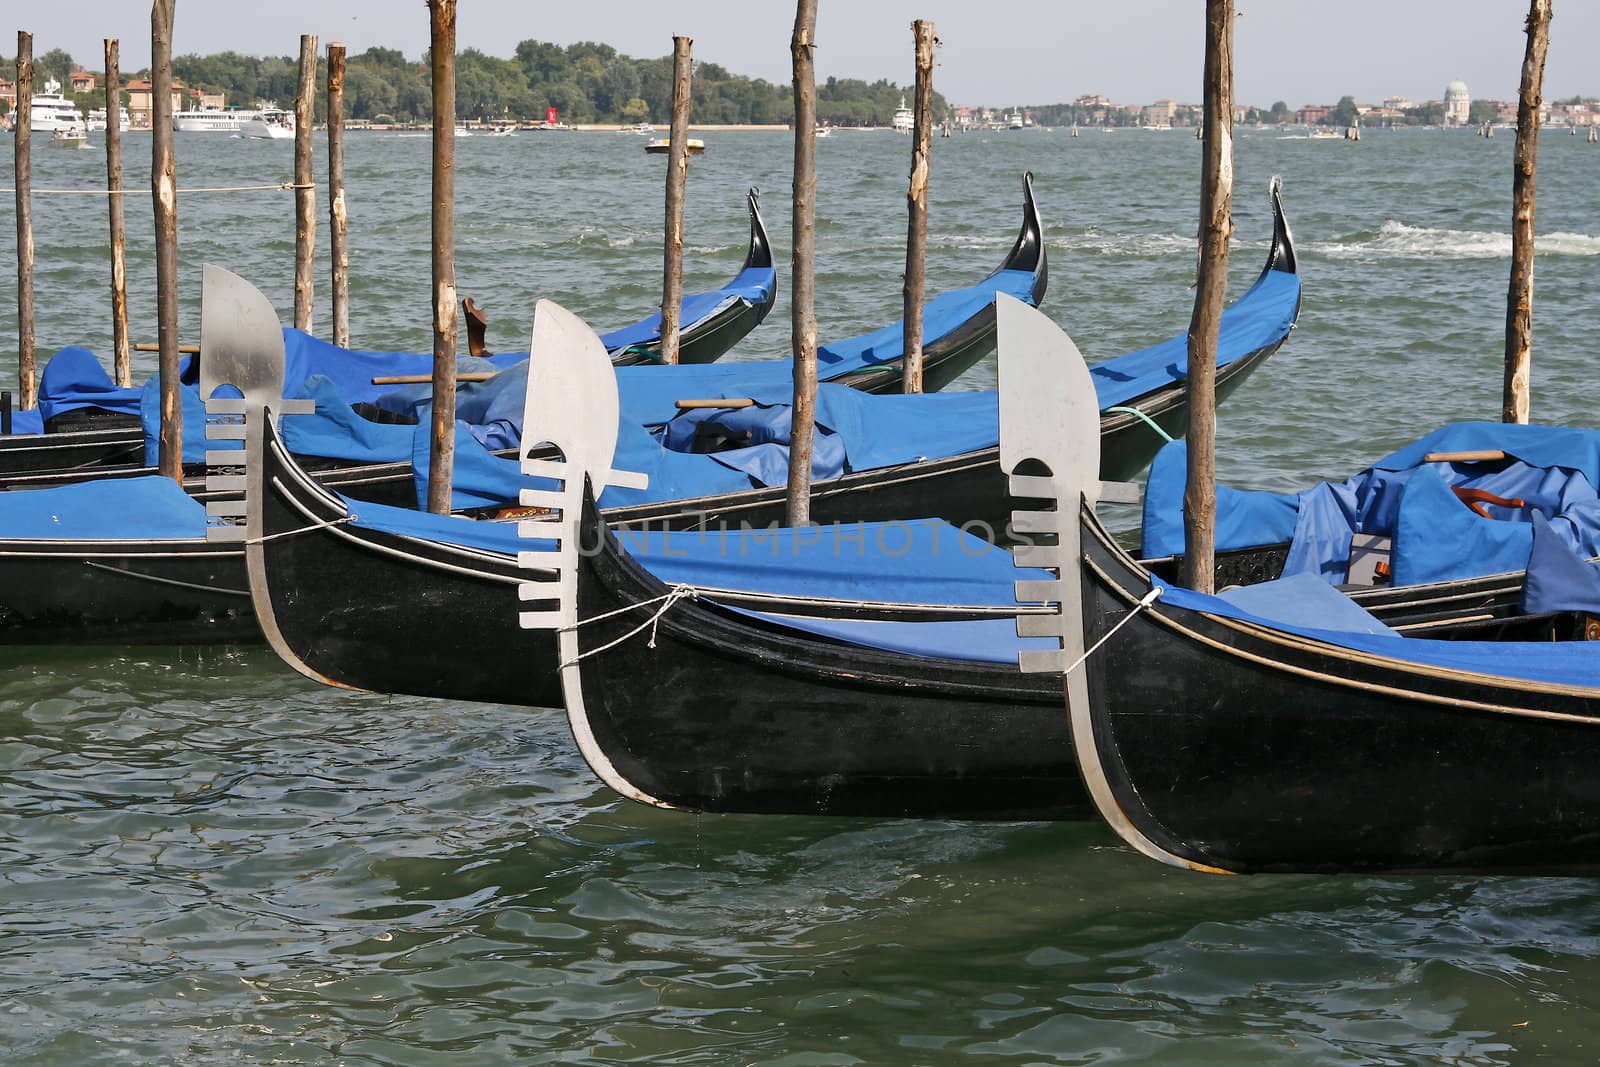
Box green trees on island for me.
[163,40,941,126]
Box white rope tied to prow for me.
[559,583,701,668]
[1062,586,1162,677]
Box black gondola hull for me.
[0,539,252,644]
[255,438,562,705]
[1078,509,1600,873]
[564,493,1085,820]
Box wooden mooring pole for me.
[902,19,935,394]
[1181,0,1234,595]
[659,35,693,365]
[152,0,182,482]
[784,0,819,525]
[327,41,350,348]
[425,0,458,515]
[13,31,36,412]
[1502,0,1552,426]
[293,33,318,333]
[105,38,131,386]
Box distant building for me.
[1384,96,1414,111]
[1141,98,1176,127]
[125,78,188,128]
[1444,80,1470,125]
[69,70,96,94]
[1296,104,1332,125]
[198,91,226,110]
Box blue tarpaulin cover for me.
[31,260,772,439]
[715,607,1060,665]
[0,475,205,541]
[1216,571,1396,635]
[1141,440,1299,558]
[340,490,1049,608]
[1522,511,1600,617]
[1089,268,1300,410]
[1154,576,1600,690]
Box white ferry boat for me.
[17,79,84,133]
[174,107,258,133]
[892,95,913,133]
[85,107,131,133]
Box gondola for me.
[959,301,1600,872]
[535,295,1100,817]
[0,189,778,482]
[0,265,302,645]
[1068,484,1600,874]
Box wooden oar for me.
[370,371,498,385]
[674,397,755,410]
[135,342,200,353]
[1422,450,1508,464]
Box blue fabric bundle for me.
[1144,423,1600,589]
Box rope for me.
[1104,405,1174,443]
[211,513,354,545]
[0,182,314,196]
[559,583,701,668]
[1063,587,1161,676]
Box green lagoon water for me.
[0,126,1598,1064]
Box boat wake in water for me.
[1316,219,1600,260]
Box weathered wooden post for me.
[1503,0,1552,426]
[784,0,819,525]
[659,35,693,365]
[327,41,350,348]
[13,31,36,412]
[293,33,318,333]
[1181,0,1234,595]
[425,0,458,514]
[105,38,132,386]
[152,0,182,482]
[902,19,935,394]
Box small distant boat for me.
[486,123,517,137]
[1308,128,1341,140]
[454,123,474,137]
[1008,111,1024,130]
[50,124,89,148]
[84,106,130,133]
[628,122,655,135]
[814,125,832,138]
[893,95,914,133]
[540,106,574,131]
[244,106,294,140]
[645,137,705,155]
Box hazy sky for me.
[11,1,1598,109]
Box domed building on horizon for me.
[1444,80,1471,126]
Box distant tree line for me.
[1,40,943,127]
